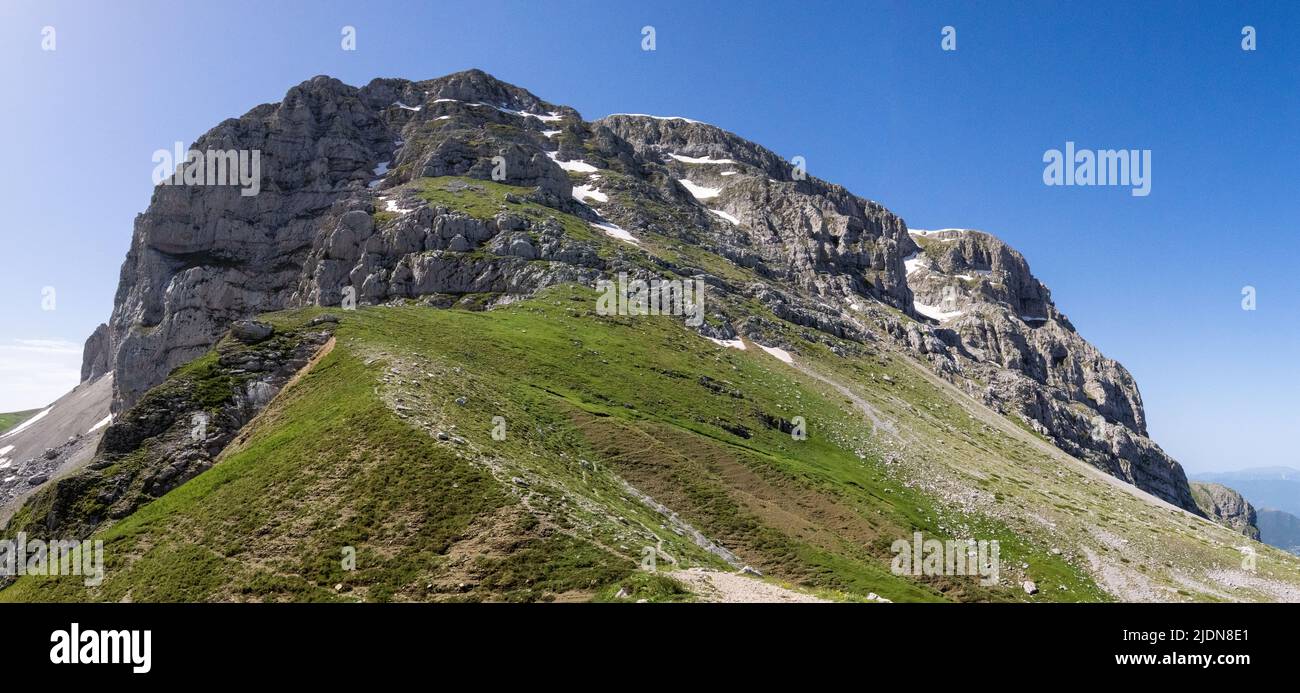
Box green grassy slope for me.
[6,175,1299,603]
[0,409,40,436]
[2,289,1114,602]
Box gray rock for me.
[1190,482,1261,540]
[1023,580,1038,595]
[231,320,274,344]
[447,234,472,252]
[900,229,1202,513]
[507,237,537,260]
[80,323,111,382]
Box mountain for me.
[1189,482,1260,540]
[1202,467,1300,482]
[90,69,1197,512]
[1257,509,1300,556]
[3,69,1296,602]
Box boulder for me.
[231,320,274,344]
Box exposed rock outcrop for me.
[1190,481,1260,539]
[80,323,110,382]
[10,322,334,540]
[900,229,1198,511]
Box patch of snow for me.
[590,220,640,246]
[572,185,607,203]
[2,476,14,484]
[497,106,563,122]
[0,445,12,456]
[87,414,113,434]
[679,179,720,200]
[759,345,794,364]
[903,252,925,276]
[720,170,739,176]
[606,113,705,125]
[434,115,451,121]
[706,337,747,351]
[0,406,52,439]
[384,198,415,215]
[708,209,739,224]
[0,460,9,470]
[547,151,598,173]
[541,129,561,138]
[393,101,422,111]
[913,301,963,322]
[431,98,459,103]
[669,153,736,165]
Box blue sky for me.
[1,0,1296,473]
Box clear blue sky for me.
[1,0,1296,473]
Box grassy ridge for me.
[2,287,1109,602]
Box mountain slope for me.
[10,293,1300,602]
[4,69,1296,602]
[0,374,113,525]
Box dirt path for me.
[669,568,831,603]
[792,360,902,440]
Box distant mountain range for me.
[1193,467,1300,516]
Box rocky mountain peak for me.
[83,69,1202,515]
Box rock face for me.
[83,68,1203,515]
[80,323,110,382]
[901,229,1199,512]
[1190,482,1260,539]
